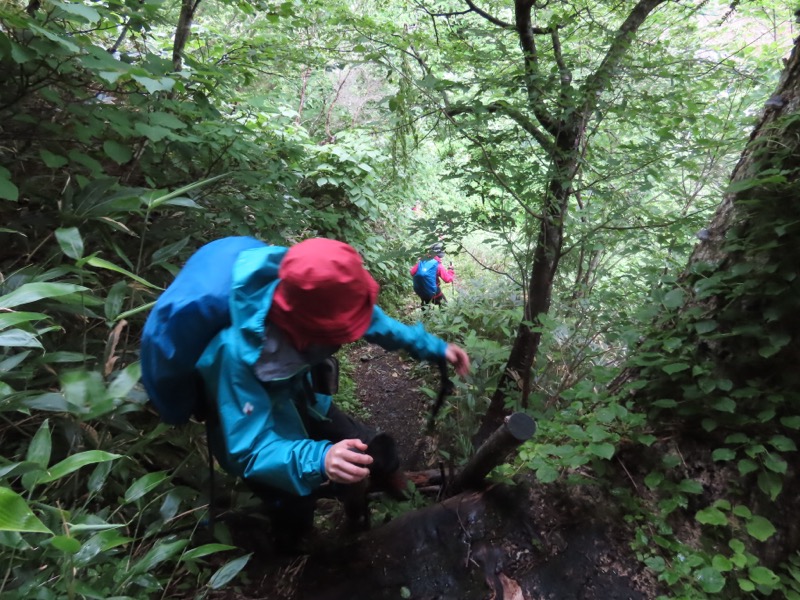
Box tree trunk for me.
[475,152,575,443]
[473,0,668,444]
[173,0,200,72]
[613,35,800,573]
[615,37,800,411]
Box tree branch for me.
[445,101,555,154]
[514,0,558,135]
[464,0,513,28]
[458,243,522,287]
[551,26,572,106]
[580,0,668,117]
[172,0,203,72]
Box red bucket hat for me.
[269,238,380,350]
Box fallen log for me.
[448,412,536,495]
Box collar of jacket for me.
[254,323,338,382]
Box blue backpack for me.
[140,236,268,425]
[413,258,439,301]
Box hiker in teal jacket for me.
[193,237,470,541]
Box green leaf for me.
[637,434,657,446]
[748,565,779,587]
[0,329,43,349]
[208,553,251,589]
[144,173,227,210]
[763,453,787,474]
[134,123,171,142]
[68,521,126,533]
[84,256,161,290]
[28,22,80,52]
[535,465,559,483]
[780,416,800,429]
[738,459,758,475]
[104,281,128,321]
[768,435,797,451]
[729,539,745,554]
[51,0,100,22]
[768,332,791,349]
[732,505,752,519]
[182,543,237,561]
[20,392,69,412]
[712,554,732,571]
[644,555,666,572]
[26,419,52,467]
[103,140,133,165]
[737,578,756,592]
[757,471,782,500]
[88,461,114,493]
[695,566,725,593]
[149,237,189,266]
[696,507,728,526]
[662,288,685,309]
[694,320,717,334]
[0,282,88,309]
[55,227,84,260]
[131,75,175,94]
[35,451,121,484]
[712,448,735,461]
[149,112,187,129]
[678,479,703,494]
[106,362,141,400]
[61,369,110,417]
[644,471,663,489]
[0,487,52,533]
[0,170,19,201]
[712,397,736,413]
[726,173,787,193]
[745,516,776,542]
[0,462,41,479]
[130,539,188,574]
[50,535,82,554]
[653,399,677,408]
[588,443,615,460]
[124,472,167,504]
[662,363,689,374]
[40,150,68,168]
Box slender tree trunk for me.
[173,0,201,72]
[475,142,579,442]
[473,0,668,444]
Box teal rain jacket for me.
[195,245,447,497]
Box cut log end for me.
[505,412,537,441]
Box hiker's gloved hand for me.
[324,439,373,484]
[445,343,471,378]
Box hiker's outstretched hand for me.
[324,439,373,484]
[445,343,471,377]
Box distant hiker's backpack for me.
[140,237,267,425]
[413,258,439,301]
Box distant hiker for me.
[410,242,454,308]
[141,237,470,548]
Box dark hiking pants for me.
[245,404,399,543]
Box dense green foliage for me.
[1,0,797,597]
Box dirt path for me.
[348,343,434,470]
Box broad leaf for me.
[0,487,52,534]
